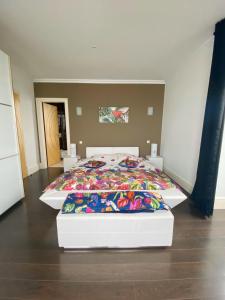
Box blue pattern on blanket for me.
[62,191,168,214]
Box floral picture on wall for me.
[99,107,129,123]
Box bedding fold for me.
[62,191,169,214]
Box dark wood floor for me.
[0,168,225,300]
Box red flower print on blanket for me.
[45,168,177,191]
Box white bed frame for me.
[55,146,179,249]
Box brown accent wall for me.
[34,83,165,158]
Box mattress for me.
[40,188,186,209]
[57,209,174,248]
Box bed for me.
[40,147,186,248]
[40,147,186,210]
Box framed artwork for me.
[99,107,129,123]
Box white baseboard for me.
[163,167,193,194]
[163,167,225,210]
[214,197,225,209]
[39,161,47,169]
[164,168,225,210]
[27,164,39,176]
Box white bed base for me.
[57,209,174,248]
[86,146,139,158]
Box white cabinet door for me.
[0,50,13,106]
[0,155,24,215]
[0,105,18,159]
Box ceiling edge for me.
[33,78,166,84]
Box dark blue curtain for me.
[191,18,225,217]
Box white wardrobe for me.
[0,49,24,215]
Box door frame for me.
[36,98,70,169]
[14,92,28,177]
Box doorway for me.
[36,98,70,169]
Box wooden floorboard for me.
[0,167,225,299]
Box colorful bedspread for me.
[46,168,176,191]
[62,191,168,214]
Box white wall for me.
[215,127,225,208]
[11,61,39,175]
[161,38,214,193]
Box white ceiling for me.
[0,0,224,80]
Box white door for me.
[0,50,13,106]
[0,105,18,159]
[0,155,24,215]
